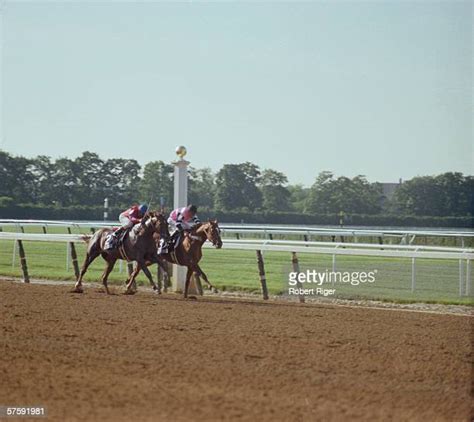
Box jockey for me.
[159,204,200,254]
[104,203,148,251]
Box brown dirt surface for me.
[0,281,472,422]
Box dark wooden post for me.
[90,227,96,234]
[20,226,25,234]
[291,252,305,303]
[67,227,80,279]
[235,233,240,240]
[42,226,47,234]
[256,250,269,300]
[269,233,273,240]
[331,235,336,243]
[17,240,30,283]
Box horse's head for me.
[146,211,170,239]
[201,219,222,249]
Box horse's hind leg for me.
[195,264,218,293]
[72,248,100,293]
[101,258,117,295]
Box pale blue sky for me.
[1,0,472,186]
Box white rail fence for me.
[0,219,473,245]
[0,231,472,300]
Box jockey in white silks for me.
[158,204,200,254]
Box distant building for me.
[380,179,402,206]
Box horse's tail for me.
[81,234,92,244]
[82,228,109,253]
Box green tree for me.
[189,167,215,210]
[139,161,173,210]
[287,184,310,212]
[305,172,382,214]
[104,158,141,206]
[391,173,473,216]
[215,162,262,211]
[260,169,291,212]
[74,152,107,205]
[0,151,35,203]
[52,157,80,206]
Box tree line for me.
[0,150,472,217]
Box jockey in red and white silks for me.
[119,204,148,229]
[159,204,200,254]
[104,204,148,251]
[168,204,200,233]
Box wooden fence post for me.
[17,240,30,283]
[291,252,305,303]
[67,228,80,279]
[42,226,47,234]
[256,250,269,300]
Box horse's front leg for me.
[125,265,140,295]
[137,259,159,293]
[195,264,218,293]
[156,258,170,293]
[184,267,194,299]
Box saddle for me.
[105,226,133,252]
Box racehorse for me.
[72,212,169,295]
[159,219,223,298]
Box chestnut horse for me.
[72,212,169,295]
[161,220,223,298]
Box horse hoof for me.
[123,290,136,295]
[71,287,83,294]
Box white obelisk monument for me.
[172,146,189,292]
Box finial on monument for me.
[175,145,187,160]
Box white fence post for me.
[172,146,189,293]
[459,259,464,297]
[12,241,17,268]
[466,260,471,296]
[411,257,416,292]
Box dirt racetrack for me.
[0,281,472,421]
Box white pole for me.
[172,146,189,292]
[104,198,109,221]
[411,257,416,292]
[466,260,471,297]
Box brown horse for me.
[72,212,169,295]
[161,220,223,298]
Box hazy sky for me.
[1,0,472,186]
